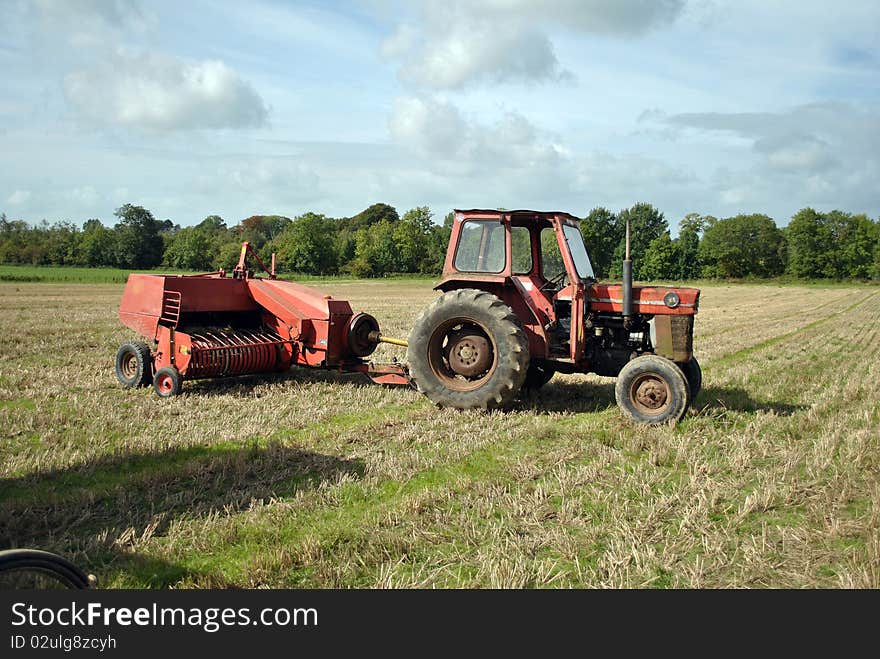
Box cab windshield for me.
[562,223,595,280]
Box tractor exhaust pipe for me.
[622,217,633,325]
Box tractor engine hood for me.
[587,284,700,315]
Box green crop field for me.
[0,279,878,588]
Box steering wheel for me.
[540,270,567,292]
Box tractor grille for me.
[671,315,693,357]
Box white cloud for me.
[389,97,469,156]
[465,0,684,35]
[661,102,880,219]
[63,51,268,131]
[394,24,562,89]
[389,95,562,170]
[195,159,322,211]
[67,186,100,206]
[29,0,156,47]
[6,190,32,206]
[381,0,684,89]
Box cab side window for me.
[454,221,506,273]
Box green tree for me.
[196,215,226,235]
[699,214,784,278]
[42,221,80,265]
[113,204,164,268]
[347,203,399,232]
[786,208,830,278]
[826,211,875,279]
[77,219,116,266]
[640,232,680,281]
[675,213,707,280]
[350,220,399,276]
[393,206,435,273]
[270,212,338,275]
[610,203,668,280]
[580,206,621,279]
[163,227,215,270]
[234,215,291,249]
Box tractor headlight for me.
[663,291,680,309]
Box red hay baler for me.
[115,243,409,397]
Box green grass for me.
[0,264,437,284]
[0,264,196,284]
[0,280,878,588]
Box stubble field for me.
[0,279,878,588]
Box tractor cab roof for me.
[455,209,581,225]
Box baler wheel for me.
[153,366,182,398]
[615,354,690,425]
[407,288,529,411]
[115,341,152,388]
[678,356,702,403]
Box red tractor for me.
[404,209,701,424]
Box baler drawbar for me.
[115,242,409,397]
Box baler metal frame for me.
[116,241,409,397]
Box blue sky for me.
[1,0,878,231]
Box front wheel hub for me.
[633,376,669,410]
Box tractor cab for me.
[435,209,595,364]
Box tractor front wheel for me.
[407,289,529,410]
[615,354,690,425]
[115,341,152,388]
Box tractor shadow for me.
[0,444,363,587]
[519,379,807,417]
[692,385,807,417]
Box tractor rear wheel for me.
[407,289,529,410]
[115,341,152,388]
[678,356,702,402]
[615,354,690,425]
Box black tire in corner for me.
[523,361,555,390]
[407,288,529,410]
[0,549,92,589]
[678,356,702,403]
[115,341,152,388]
[615,354,690,425]
[152,365,183,398]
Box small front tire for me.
[153,366,182,397]
[615,354,690,425]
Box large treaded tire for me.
[115,341,152,388]
[615,354,690,425]
[0,549,93,589]
[407,289,529,410]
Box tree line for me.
[1,201,878,280]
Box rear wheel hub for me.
[447,333,492,377]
